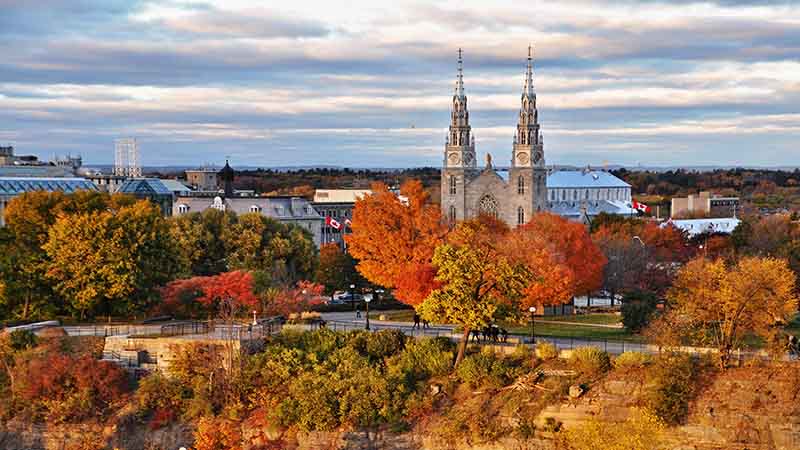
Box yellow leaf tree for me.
[418,218,529,366]
[665,256,798,368]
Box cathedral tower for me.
[441,49,476,223]
[509,46,547,224]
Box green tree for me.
[223,213,317,285]
[621,291,659,333]
[168,209,234,277]
[418,219,529,366]
[43,200,179,319]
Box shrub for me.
[614,352,652,369]
[8,330,37,351]
[536,342,559,360]
[511,344,533,362]
[14,354,130,423]
[136,372,187,427]
[349,329,406,362]
[558,408,666,450]
[456,352,513,388]
[568,347,611,376]
[388,337,454,384]
[621,291,659,333]
[646,353,700,426]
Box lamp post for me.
[364,294,373,331]
[252,310,257,326]
[529,306,536,345]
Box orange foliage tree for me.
[345,180,446,305]
[515,213,607,306]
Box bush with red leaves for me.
[14,353,130,423]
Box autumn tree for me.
[346,180,446,305]
[514,213,606,309]
[0,191,136,319]
[159,271,260,318]
[664,256,798,368]
[223,213,317,285]
[43,200,179,319]
[314,244,362,298]
[418,219,529,366]
[168,209,234,277]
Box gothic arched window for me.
[449,205,456,223]
[517,207,525,225]
[517,176,525,195]
[478,194,499,219]
[449,175,457,195]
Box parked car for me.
[334,292,363,303]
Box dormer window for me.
[249,205,262,213]
[177,204,190,214]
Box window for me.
[249,205,261,213]
[517,207,525,225]
[573,190,578,200]
[585,189,589,200]
[449,175,457,195]
[478,194,499,218]
[177,204,190,214]
[449,205,456,223]
[517,176,525,195]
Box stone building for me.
[441,48,547,227]
[312,189,371,246]
[174,161,324,247]
[671,191,739,218]
[185,167,219,191]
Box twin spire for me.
[452,46,536,104]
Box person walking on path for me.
[413,313,421,329]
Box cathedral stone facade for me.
[441,48,547,227]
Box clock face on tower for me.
[516,152,529,165]
[448,152,461,165]
[533,151,542,164]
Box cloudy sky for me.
[1,0,799,168]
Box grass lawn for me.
[539,313,621,326]
[503,321,642,342]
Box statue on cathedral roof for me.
[486,153,493,168]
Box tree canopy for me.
[346,180,446,305]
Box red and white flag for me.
[325,216,342,230]
[632,200,651,214]
[344,218,352,227]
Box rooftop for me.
[547,170,631,188]
[118,178,173,196]
[0,177,98,196]
[313,189,372,203]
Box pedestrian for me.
[423,319,430,329]
[413,313,421,329]
[500,328,508,343]
[356,307,361,319]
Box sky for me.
[1,0,799,168]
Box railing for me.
[318,320,774,358]
[159,321,210,337]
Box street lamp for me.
[364,294,373,331]
[252,310,257,326]
[632,235,645,247]
[350,284,357,316]
[529,306,536,345]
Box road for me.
[320,311,651,355]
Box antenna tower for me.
[114,138,142,177]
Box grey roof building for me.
[174,193,323,247]
[545,170,634,223]
[0,177,98,226]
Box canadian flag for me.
[632,200,651,214]
[325,216,342,230]
[344,218,352,227]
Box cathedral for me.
[441,48,547,227]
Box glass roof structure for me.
[117,178,172,196]
[0,177,98,196]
